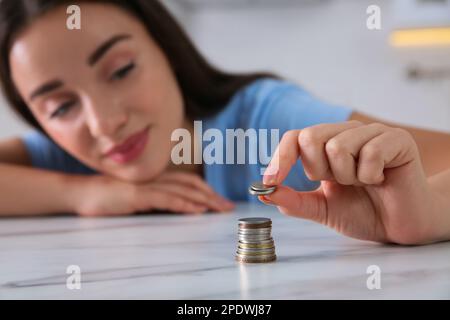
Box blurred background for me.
[1,0,450,139]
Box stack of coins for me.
[235,217,276,263]
[248,182,276,196]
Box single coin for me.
[238,229,271,235]
[238,237,274,244]
[239,221,272,229]
[238,235,272,241]
[238,244,274,250]
[238,241,274,249]
[238,231,272,237]
[235,254,277,263]
[237,245,275,251]
[237,248,275,255]
[238,227,272,234]
[238,239,274,245]
[236,251,276,257]
[238,234,272,240]
[238,217,271,225]
[235,252,276,258]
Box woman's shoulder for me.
[239,77,301,105]
[235,77,308,126]
[220,76,352,130]
[205,77,300,127]
[235,77,316,116]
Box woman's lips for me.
[105,126,150,164]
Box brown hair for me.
[0,0,276,134]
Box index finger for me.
[263,130,301,186]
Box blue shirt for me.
[22,78,352,202]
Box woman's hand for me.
[261,121,440,245]
[72,171,234,216]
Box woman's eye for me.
[50,100,76,119]
[110,62,135,81]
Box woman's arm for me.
[0,135,234,217]
[350,112,450,176]
[0,163,81,216]
[0,163,234,217]
[0,137,80,216]
[428,169,450,242]
[0,137,32,166]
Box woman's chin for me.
[114,169,159,183]
[111,160,168,183]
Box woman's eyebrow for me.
[28,34,133,101]
[29,80,63,101]
[87,34,132,66]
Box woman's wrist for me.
[61,174,100,215]
[427,190,450,243]
[426,170,450,243]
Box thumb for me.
[260,185,328,225]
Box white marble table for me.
[0,203,449,299]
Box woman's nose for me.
[84,95,129,138]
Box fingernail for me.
[216,195,232,205]
[226,201,235,210]
[221,199,235,210]
[264,165,278,176]
[263,173,278,185]
[263,165,279,185]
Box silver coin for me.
[235,252,276,259]
[238,239,274,245]
[237,245,275,251]
[238,234,272,240]
[237,252,276,258]
[238,229,272,236]
[239,221,272,229]
[238,238,272,243]
[238,229,271,235]
[237,244,275,250]
[238,217,272,225]
[238,237,271,243]
[238,226,272,232]
[248,182,276,196]
[235,253,277,263]
[238,227,272,234]
[238,240,275,249]
[238,233,271,239]
[238,237,274,244]
[249,182,276,192]
[236,252,276,258]
[248,187,275,196]
[237,247,275,254]
[235,257,276,264]
[237,251,276,257]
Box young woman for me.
[1,0,450,245]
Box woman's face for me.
[9,3,184,182]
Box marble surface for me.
[0,203,449,299]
